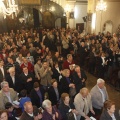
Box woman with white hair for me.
[42,99,62,120]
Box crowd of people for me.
[0,27,119,120]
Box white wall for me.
[95,2,120,34]
[74,3,87,29]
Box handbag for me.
[66,109,76,120]
[69,87,76,97]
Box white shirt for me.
[111,114,116,120]
[98,86,105,103]
[11,76,15,84]
[0,66,4,77]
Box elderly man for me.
[0,81,18,110]
[6,67,20,92]
[40,61,53,90]
[74,87,95,120]
[90,78,109,120]
[20,101,42,120]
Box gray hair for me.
[1,81,9,89]
[74,65,80,70]
[97,78,105,84]
[42,99,51,109]
[67,54,72,59]
[24,101,32,110]
[8,67,15,73]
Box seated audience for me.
[0,81,18,110]
[74,88,95,120]
[58,93,78,120]
[42,99,62,120]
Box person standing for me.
[90,78,109,120]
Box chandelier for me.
[96,0,107,11]
[0,0,18,19]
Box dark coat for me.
[30,87,45,108]
[52,67,61,83]
[6,73,21,92]
[58,101,75,120]
[59,76,73,94]
[72,70,87,93]
[42,106,62,120]
[0,66,7,83]
[100,109,112,120]
[19,72,34,93]
[48,86,60,106]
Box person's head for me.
[67,54,73,62]
[24,102,33,115]
[42,61,48,69]
[23,57,28,64]
[33,82,40,91]
[62,69,70,77]
[75,65,81,73]
[104,100,115,114]
[80,87,89,98]
[51,79,57,88]
[0,59,4,66]
[8,67,15,76]
[5,102,13,112]
[33,106,42,120]
[7,57,13,64]
[1,81,9,92]
[55,52,59,57]
[97,78,105,89]
[53,62,58,68]
[61,93,70,105]
[42,99,52,113]
[22,45,26,50]
[23,67,28,74]
[27,52,31,57]
[36,58,41,65]
[0,110,8,120]
[20,89,27,97]
[18,53,22,57]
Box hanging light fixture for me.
[96,0,107,11]
[0,0,18,19]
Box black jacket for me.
[48,86,60,106]
[72,70,87,93]
[30,87,45,108]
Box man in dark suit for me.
[30,82,45,108]
[6,67,21,92]
[72,65,87,93]
[0,59,7,84]
[19,67,34,94]
[48,79,60,106]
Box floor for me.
[85,71,120,109]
